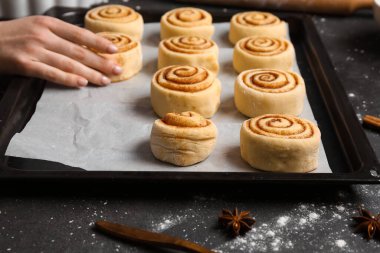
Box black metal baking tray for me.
[0,3,379,184]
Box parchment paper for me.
[5,23,332,173]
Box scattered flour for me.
[308,212,320,221]
[332,213,342,219]
[336,206,345,212]
[151,214,187,232]
[277,216,290,227]
[299,218,307,225]
[214,221,294,253]
[271,238,281,251]
[335,239,347,248]
[213,199,366,253]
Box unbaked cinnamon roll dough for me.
[158,36,219,74]
[229,11,287,44]
[241,114,321,173]
[160,7,214,39]
[233,36,295,73]
[151,65,221,118]
[97,32,142,82]
[235,69,306,117]
[150,111,217,166]
[85,5,144,41]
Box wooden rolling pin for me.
[177,0,373,15]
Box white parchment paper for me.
[5,23,332,173]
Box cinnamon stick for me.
[363,115,380,131]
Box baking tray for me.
[0,4,379,184]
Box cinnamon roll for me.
[160,7,214,40]
[97,32,142,82]
[240,114,321,172]
[158,36,219,74]
[85,5,144,41]
[151,65,221,118]
[150,111,217,166]
[229,12,287,45]
[235,69,306,117]
[233,36,295,73]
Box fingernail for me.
[78,78,88,87]
[113,65,123,75]
[101,76,111,85]
[107,44,118,54]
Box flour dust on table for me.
[213,189,380,253]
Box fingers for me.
[23,61,88,88]
[46,34,122,77]
[11,16,123,88]
[39,49,111,86]
[47,17,118,54]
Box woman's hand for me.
[0,15,123,88]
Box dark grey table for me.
[0,1,380,253]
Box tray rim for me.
[0,7,379,184]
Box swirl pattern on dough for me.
[163,36,215,54]
[98,32,137,52]
[155,65,213,92]
[235,12,281,26]
[165,8,212,27]
[163,112,209,127]
[248,114,315,139]
[87,5,139,23]
[241,69,300,93]
[239,37,289,56]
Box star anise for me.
[219,208,256,236]
[352,207,380,240]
